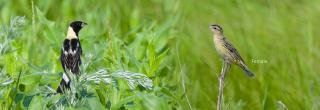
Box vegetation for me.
[0,0,319,109]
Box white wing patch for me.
[62,43,69,55]
[62,73,70,83]
[70,42,79,55]
[62,40,79,55]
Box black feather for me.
[57,38,82,93]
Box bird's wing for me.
[60,39,70,72]
[70,39,82,74]
[60,49,66,72]
[78,41,82,65]
[223,38,245,64]
[60,39,82,74]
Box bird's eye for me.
[213,27,217,29]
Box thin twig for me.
[31,0,35,26]
[217,62,230,110]
[176,43,193,110]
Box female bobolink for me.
[209,24,254,77]
[57,21,87,93]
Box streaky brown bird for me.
[209,24,254,77]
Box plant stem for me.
[176,43,193,110]
[10,69,22,109]
[217,62,230,110]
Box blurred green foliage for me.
[0,0,320,110]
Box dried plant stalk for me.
[217,62,230,110]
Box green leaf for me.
[160,87,176,100]
[14,93,24,104]
[95,89,106,107]
[147,42,156,76]
[150,48,168,76]
[87,97,105,110]
[29,96,44,110]
[111,95,135,109]
[20,74,41,86]
[22,95,33,107]
[20,74,41,94]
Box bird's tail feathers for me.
[56,73,71,93]
[239,62,255,77]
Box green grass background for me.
[1,0,320,109]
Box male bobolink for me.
[209,24,254,77]
[57,21,87,93]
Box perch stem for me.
[217,62,230,110]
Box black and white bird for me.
[57,21,87,93]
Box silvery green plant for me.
[85,69,153,90]
[0,16,25,55]
[43,66,153,108]
[0,16,25,88]
[0,68,13,87]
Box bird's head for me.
[69,21,87,34]
[209,24,223,34]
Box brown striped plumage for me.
[210,24,254,77]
